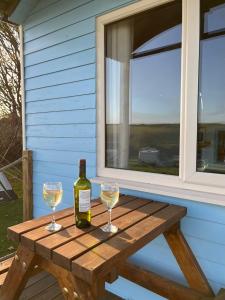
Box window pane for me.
[203,1,225,33]
[105,1,182,175]
[134,24,182,54]
[197,0,225,174]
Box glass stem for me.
[109,208,112,226]
[52,206,56,227]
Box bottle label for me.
[79,190,91,212]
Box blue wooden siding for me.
[22,0,225,299]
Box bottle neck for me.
[79,160,86,179]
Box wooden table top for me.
[8,195,186,284]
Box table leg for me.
[0,244,38,300]
[164,222,214,297]
[38,257,104,300]
[69,275,105,300]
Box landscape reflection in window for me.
[197,0,225,174]
[105,1,182,175]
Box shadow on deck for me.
[19,271,122,300]
[0,263,122,300]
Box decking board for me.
[0,257,13,275]
[23,273,124,299]
[1,270,123,300]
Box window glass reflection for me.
[197,0,225,173]
[203,2,225,33]
[134,24,182,54]
[105,1,182,175]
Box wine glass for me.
[43,182,63,232]
[100,182,119,233]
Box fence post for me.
[22,150,33,220]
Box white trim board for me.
[92,176,225,207]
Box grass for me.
[128,159,179,175]
[0,167,23,258]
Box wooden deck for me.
[1,269,122,300]
[0,257,122,299]
[19,272,62,300]
[19,271,123,300]
[1,261,225,300]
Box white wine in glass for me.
[43,182,63,232]
[100,182,119,233]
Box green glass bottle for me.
[74,159,91,228]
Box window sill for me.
[91,176,225,207]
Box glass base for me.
[45,222,62,232]
[101,223,118,233]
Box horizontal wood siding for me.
[25,48,96,78]
[23,0,225,299]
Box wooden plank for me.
[119,261,205,300]
[27,136,96,153]
[25,33,95,67]
[26,64,95,90]
[27,123,96,138]
[36,196,142,259]
[2,270,123,300]
[23,150,33,221]
[23,271,49,289]
[21,215,78,250]
[24,0,91,33]
[24,281,61,300]
[38,256,103,300]
[53,201,166,270]
[0,257,13,275]
[8,200,100,242]
[21,195,134,251]
[26,10,94,52]
[32,160,96,178]
[24,0,135,43]
[51,294,64,300]
[50,291,124,300]
[19,274,56,300]
[26,79,95,102]
[0,266,46,289]
[0,272,7,287]
[32,149,96,166]
[0,245,38,300]
[25,49,95,79]
[8,208,74,242]
[27,109,96,126]
[26,93,96,114]
[72,205,186,284]
[164,223,214,297]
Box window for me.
[96,0,225,204]
[105,2,182,176]
[197,1,225,174]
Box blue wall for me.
[21,0,225,298]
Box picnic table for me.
[0,195,215,300]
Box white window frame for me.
[94,0,225,206]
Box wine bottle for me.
[74,159,91,228]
